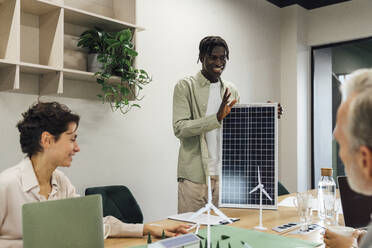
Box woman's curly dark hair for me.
[16,101,80,157]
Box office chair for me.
[85,185,143,224]
[278,181,290,196]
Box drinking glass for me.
[325,198,340,226]
[294,192,314,231]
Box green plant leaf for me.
[108,42,121,51]
[119,33,125,42]
[97,78,105,85]
[132,104,141,108]
[116,29,132,41]
[127,48,138,57]
[106,38,117,45]
[120,87,129,96]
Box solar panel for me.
[219,103,278,209]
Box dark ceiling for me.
[266,0,352,10]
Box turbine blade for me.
[258,167,261,185]
[249,185,260,194]
[189,206,209,221]
[210,205,232,223]
[261,187,272,201]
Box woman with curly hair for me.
[0,101,187,248]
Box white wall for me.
[0,0,281,222]
[307,0,372,47]
[279,6,299,192]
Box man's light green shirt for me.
[172,71,240,184]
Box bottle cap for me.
[321,168,333,177]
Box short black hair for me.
[16,101,80,158]
[198,36,229,63]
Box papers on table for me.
[278,196,297,207]
[167,212,239,225]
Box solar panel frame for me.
[219,103,278,210]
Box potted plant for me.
[78,27,151,114]
[77,26,109,72]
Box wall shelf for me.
[63,68,121,83]
[0,59,18,67]
[20,62,60,75]
[64,5,144,32]
[63,68,96,82]
[0,0,140,96]
[21,0,60,16]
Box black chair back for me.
[85,185,143,224]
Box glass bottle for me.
[317,168,336,223]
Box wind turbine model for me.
[249,166,273,230]
[188,176,232,248]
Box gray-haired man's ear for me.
[359,146,372,179]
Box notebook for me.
[338,176,372,228]
[22,195,104,248]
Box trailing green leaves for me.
[78,27,151,114]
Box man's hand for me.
[217,89,237,122]
[267,101,283,119]
[143,223,189,238]
[323,229,359,248]
[277,103,283,119]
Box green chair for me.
[85,185,143,224]
[278,181,290,196]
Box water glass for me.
[294,192,314,231]
[324,198,339,226]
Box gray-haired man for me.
[324,69,372,248]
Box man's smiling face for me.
[201,46,227,82]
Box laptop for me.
[338,176,372,229]
[22,195,104,248]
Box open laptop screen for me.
[338,176,372,228]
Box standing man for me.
[173,36,239,213]
[324,69,372,248]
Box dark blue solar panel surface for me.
[220,105,277,208]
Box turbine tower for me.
[249,166,272,230]
[189,176,232,248]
